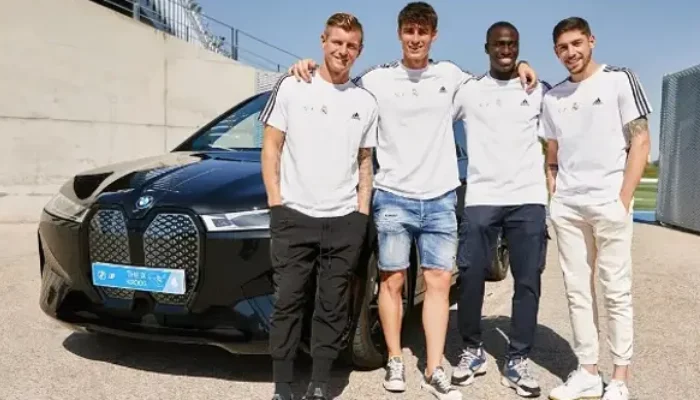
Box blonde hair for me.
[324,12,364,46]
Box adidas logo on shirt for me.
[439,86,447,93]
[521,99,529,106]
[593,98,602,105]
[351,112,360,120]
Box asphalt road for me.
[1,221,698,400]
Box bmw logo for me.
[136,195,154,209]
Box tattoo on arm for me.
[357,148,373,213]
[624,116,649,139]
[261,126,285,206]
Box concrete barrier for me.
[0,0,268,222]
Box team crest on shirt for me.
[321,105,328,114]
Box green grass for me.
[634,181,658,211]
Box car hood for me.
[64,151,266,217]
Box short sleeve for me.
[535,82,551,139]
[442,61,476,89]
[258,75,293,132]
[452,83,470,121]
[352,65,383,93]
[616,68,652,126]
[540,99,557,140]
[360,102,378,148]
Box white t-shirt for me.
[260,73,379,218]
[541,64,652,205]
[353,60,473,200]
[454,74,550,206]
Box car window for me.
[190,92,270,151]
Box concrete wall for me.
[0,0,264,222]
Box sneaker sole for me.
[419,381,463,400]
[451,363,487,386]
[383,380,406,392]
[500,376,541,398]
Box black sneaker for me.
[272,383,294,400]
[301,382,328,400]
[420,366,463,400]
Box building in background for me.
[90,0,298,80]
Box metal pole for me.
[132,0,141,20]
[231,27,238,60]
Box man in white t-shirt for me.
[259,13,378,400]
[541,17,651,400]
[450,21,549,399]
[288,3,538,399]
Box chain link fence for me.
[656,63,700,233]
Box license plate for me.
[91,262,186,295]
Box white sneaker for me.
[420,366,463,400]
[548,366,603,400]
[382,356,406,392]
[602,380,629,400]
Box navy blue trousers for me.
[457,204,548,359]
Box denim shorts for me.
[372,188,458,272]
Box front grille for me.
[143,213,200,305]
[88,209,135,300]
[87,209,202,306]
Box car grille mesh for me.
[88,209,135,300]
[143,213,200,305]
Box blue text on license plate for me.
[91,262,186,294]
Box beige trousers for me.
[549,196,634,366]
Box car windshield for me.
[188,92,271,151]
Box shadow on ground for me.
[399,305,577,382]
[62,333,351,398]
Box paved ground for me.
[1,221,698,400]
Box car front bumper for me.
[37,205,278,354]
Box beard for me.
[566,52,592,74]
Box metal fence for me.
[656,63,700,233]
[92,0,301,72]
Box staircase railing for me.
[93,0,301,72]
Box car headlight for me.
[44,192,89,222]
[200,209,270,232]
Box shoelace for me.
[388,360,404,379]
[432,369,453,393]
[512,358,535,382]
[563,370,578,386]
[604,380,626,395]
[457,348,481,370]
[563,368,590,387]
